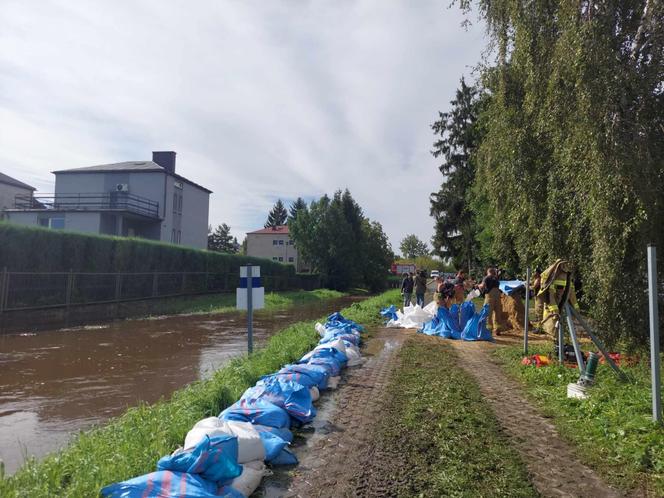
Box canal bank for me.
[0,291,349,476]
[0,291,396,496]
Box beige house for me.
[246,225,310,272]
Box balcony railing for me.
[14,192,160,219]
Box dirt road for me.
[276,328,626,497]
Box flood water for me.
[0,296,361,475]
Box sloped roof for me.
[0,171,36,190]
[53,161,212,193]
[248,225,290,235]
[53,161,164,173]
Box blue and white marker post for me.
[237,265,265,354]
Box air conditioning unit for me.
[115,184,129,192]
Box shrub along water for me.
[0,289,400,497]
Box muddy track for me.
[448,339,628,498]
[284,328,405,497]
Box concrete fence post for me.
[0,267,6,314]
[648,244,662,423]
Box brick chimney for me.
[152,151,176,174]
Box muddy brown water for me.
[0,296,362,475]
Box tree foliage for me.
[289,190,393,291]
[399,234,430,259]
[455,0,664,347]
[288,197,307,223]
[207,223,239,253]
[430,78,485,273]
[265,199,288,228]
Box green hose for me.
[582,352,599,383]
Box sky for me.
[0,0,485,251]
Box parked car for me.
[430,270,440,278]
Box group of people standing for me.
[399,267,506,335]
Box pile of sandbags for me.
[101,312,364,498]
[382,302,437,329]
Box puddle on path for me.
[0,296,363,475]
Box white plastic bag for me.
[225,421,266,463]
[309,386,320,402]
[344,346,362,366]
[184,417,231,450]
[230,460,269,497]
[315,322,326,337]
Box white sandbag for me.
[320,338,347,355]
[315,322,326,336]
[184,417,231,450]
[465,289,481,301]
[184,418,265,463]
[345,347,362,366]
[224,421,266,463]
[230,460,270,497]
[309,386,320,401]
[388,303,436,329]
[423,301,437,314]
[327,376,340,389]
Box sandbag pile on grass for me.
[101,312,364,498]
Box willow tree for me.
[460,0,664,347]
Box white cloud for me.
[0,0,485,250]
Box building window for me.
[272,257,278,261]
[273,240,278,245]
[173,193,178,214]
[278,257,283,261]
[171,229,176,242]
[178,194,183,214]
[177,230,181,243]
[278,240,284,245]
[288,257,294,263]
[39,217,64,229]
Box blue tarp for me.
[419,302,492,342]
[380,305,398,322]
[240,378,316,424]
[279,363,330,390]
[220,398,291,429]
[156,434,242,484]
[499,280,526,296]
[101,470,244,498]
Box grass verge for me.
[364,335,537,497]
[494,344,664,496]
[0,289,399,497]
[145,288,346,316]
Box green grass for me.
[369,337,537,497]
[147,288,346,316]
[494,344,664,495]
[0,289,399,497]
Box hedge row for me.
[0,223,294,276]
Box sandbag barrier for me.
[101,312,364,498]
[381,302,493,341]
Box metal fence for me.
[0,269,318,313]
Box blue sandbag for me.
[220,398,291,429]
[499,280,526,296]
[269,447,298,466]
[156,434,241,484]
[241,378,316,424]
[101,470,241,498]
[304,357,342,377]
[459,301,475,330]
[320,331,360,346]
[279,364,329,390]
[437,306,462,339]
[380,305,398,322]
[249,424,291,461]
[305,346,348,367]
[461,304,493,341]
[264,371,318,389]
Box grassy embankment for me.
[0,289,400,497]
[495,344,664,495]
[367,336,537,497]
[147,288,346,316]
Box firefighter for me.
[538,259,578,338]
[479,267,503,335]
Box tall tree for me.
[430,78,484,273]
[288,197,308,223]
[290,190,392,291]
[459,0,664,346]
[264,199,288,228]
[207,223,239,253]
[399,234,430,259]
